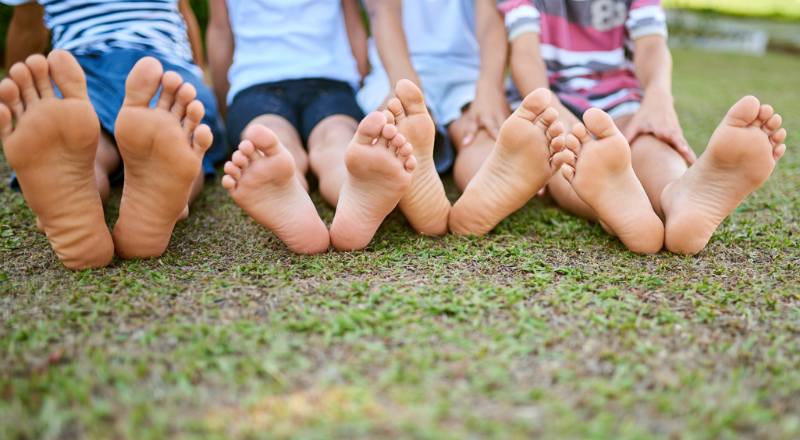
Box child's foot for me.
[0,50,113,269]
[389,80,451,235]
[330,111,416,251]
[449,88,566,236]
[661,96,786,254]
[222,125,330,254]
[112,57,212,259]
[561,108,665,254]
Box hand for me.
[621,92,697,165]
[462,83,511,147]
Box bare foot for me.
[112,57,212,259]
[222,125,330,254]
[661,96,787,254]
[449,88,566,237]
[389,80,450,235]
[330,111,416,251]
[0,50,113,269]
[561,108,665,254]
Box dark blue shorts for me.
[226,78,364,148]
[10,49,228,190]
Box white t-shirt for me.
[225,0,362,104]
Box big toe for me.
[582,108,620,139]
[47,50,89,100]
[123,57,165,107]
[394,80,427,116]
[723,95,761,128]
[516,88,552,121]
[353,111,388,145]
[246,124,284,157]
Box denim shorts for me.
[226,78,364,148]
[10,49,228,190]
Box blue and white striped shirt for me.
[3,0,197,72]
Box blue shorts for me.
[226,78,364,148]
[10,49,228,190]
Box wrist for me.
[643,86,674,104]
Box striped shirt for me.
[3,0,196,72]
[498,0,668,117]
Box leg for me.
[222,125,330,254]
[449,119,495,192]
[389,80,451,236]
[242,114,310,191]
[0,50,114,269]
[660,96,786,254]
[449,89,567,237]
[112,57,213,259]
[329,111,416,251]
[560,109,665,254]
[307,114,359,207]
[94,132,120,205]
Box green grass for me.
[663,0,800,19]
[2,48,800,439]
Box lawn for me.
[663,0,800,19]
[1,48,800,439]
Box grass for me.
[663,0,800,19]
[1,48,800,439]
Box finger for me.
[622,123,644,144]
[462,118,479,147]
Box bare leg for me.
[449,89,567,237]
[112,57,213,259]
[449,124,495,192]
[0,50,114,269]
[243,115,310,191]
[307,114,359,207]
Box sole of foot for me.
[222,125,330,254]
[449,88,566,237]
[0,50,113,270]
[112,57,212,259]
[389,79,451,235]
[661,96,786,255]
[561,108,665,254]
[330,111,416,251]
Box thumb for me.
[462,118,480,147]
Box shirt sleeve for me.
[627,0,668,40]
[496,0,541,42]
[0,0,36,4]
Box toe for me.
[221,174,237,192]
[582,108,619,140]
[394,79,427,116]
[172,82,198,120]
[9,62,39,105]
[388,98,405,122]
[0,78,24,119]
[546,121,565,143]
[156,71,184,111]
[570,125,591,148]
[191,124,213,155]
[561,147,577,166]
[0,104,13,141]
[404,151,417,172]
[238,139,260,162]
[224,161,242,180]
[122,57,165,108]
[723,95,760,128]
[551,149,568,173]
[773,143,786,162]
[560,163,576,183]
[753,104,774,127]
[182,100,205,137]
[517,88,552,122]
[388,132,406,155]
[377,123,398,147]
[353,111,387,145]
[770,128,787,147]
[535,107,559,132]
[47,50,90,100]
[383,109,395,124]
[25,55,55,99]
[762,114,782,135]
[232,150,250,168]
[246,124,283,157]
[550,134,565,155]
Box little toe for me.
[404,149,417,172]
[46,50,90,100]
[561,163,576,183]
[770,128,787,147]
[0,104,13,141]
[182,100,205,137]
[25,55,55,99]
[582,108,618,140]
[0,78,24,119]
[172,82,198,120]
[191,124,213,155]
[156,71,183,111]
[773,143,787,161]
[762,114,782,135]
[546,121,565,143]
[388,98,405,122]
[9,63,39,105]
[354,112,387,145]
[394,79,427,116]
[123,57,165,108]
[221,174,238,192]
[224,161,242,181]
